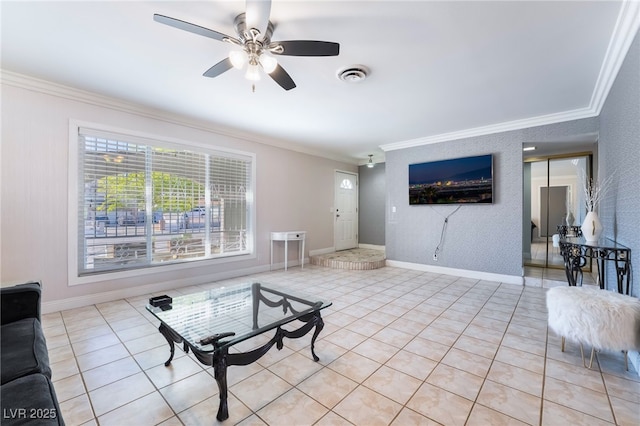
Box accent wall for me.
[598,30,639,298]
[384,117,599,281]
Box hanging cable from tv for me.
[432,205,461,261]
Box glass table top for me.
[560,236,630,250]
[146,282,331,352]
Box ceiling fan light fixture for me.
[245,63,261,81]
[260,54,278,74]
[229,50,247,69]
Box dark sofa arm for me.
[1,281,42,325]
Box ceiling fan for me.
[154,0,340,91]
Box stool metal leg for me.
[588,347,596,369]
[579,343,596,369]
[579,343,585,367]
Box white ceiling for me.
[1,1,635,164]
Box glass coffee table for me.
[146,282,331,421]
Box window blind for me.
[77,128,253,276]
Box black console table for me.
[559,237,632,295]
[556,225,582,238]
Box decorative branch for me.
[579,169,615,212]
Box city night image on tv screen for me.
[409,154,493,205]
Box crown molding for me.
[590,0,640,115]
[380,106,596,152]
[4,0,637,160]
[0,70,356,165]
[381,0,639,153]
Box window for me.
[74,126,254,278]
[340,178,353,190]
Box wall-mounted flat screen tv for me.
[409,154,493,205]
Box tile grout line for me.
[47,267,634,425]
[57,309,99,425]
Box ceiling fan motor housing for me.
[234,13,273,44]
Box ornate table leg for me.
[596,253,606,289]
[309,312,324,362]
[562,244,586,287]
[279,310,325,362]
[213,349,230,421]
[252,283,261,329]
[615,250,631,295]
[158,323,182,366]
[561,244,577,286]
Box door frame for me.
[334,170,359,251]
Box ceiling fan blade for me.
[203,58,234,78]
[154,14,233,42]
[269,64,296,91]
[245,0,271,35]
[271,41,340,56]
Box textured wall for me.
[599,30,640,297]
[386,136,522,276]
[385,117,599,277]
[358,163,386,246]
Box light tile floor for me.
[529,241,565,266]
[42,266,639,426]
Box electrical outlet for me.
[433,254,438,261]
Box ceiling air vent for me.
[337,66,369,83]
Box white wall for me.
[0,76,356,306]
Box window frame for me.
[68,120,256,286]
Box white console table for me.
[270,231,306,271]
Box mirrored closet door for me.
[523,154,590,268]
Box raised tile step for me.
[310,248,386,270]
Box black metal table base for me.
[560,240,632,295]
[157,311,324,421]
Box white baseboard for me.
[267,258,308,271]
[42,258,321,313]
[385,260,524,286]
[358,244,385,251]
[42,264,271,314]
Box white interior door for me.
[540,186,567,237]
[334,171,358,251]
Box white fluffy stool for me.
[546,286,640,369]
